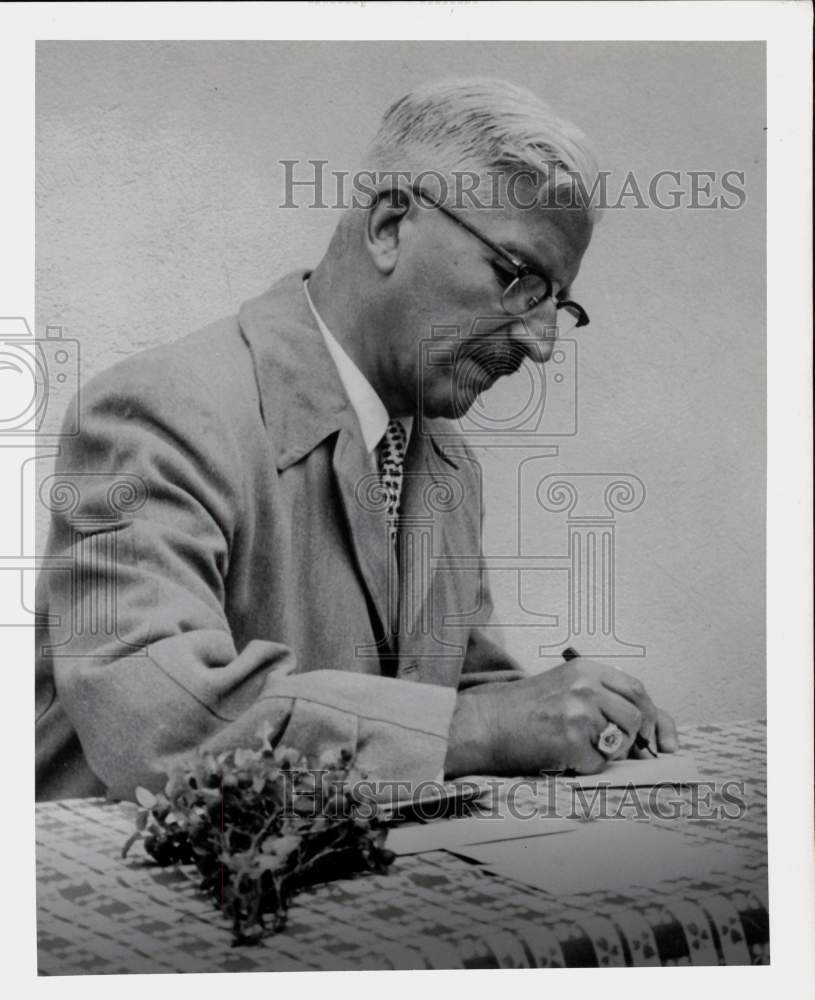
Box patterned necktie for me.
[378,419,407,637]
[378,418,408,548]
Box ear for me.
[364,185,411,275]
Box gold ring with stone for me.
[597,722,625,757]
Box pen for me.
[562,647,658,757]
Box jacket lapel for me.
[395,428,435,644]
[237,271,474,670]
[396,424,469,675]
[238,271,352,465]
[238,270,395,652]
[331,426,395,655]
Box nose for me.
[510,300,559,364]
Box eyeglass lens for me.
[501,273,549,316]
[502,281,582,333]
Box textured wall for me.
[36,41,765,724]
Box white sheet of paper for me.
[386,814,578,856]
[560,751,706,788]
[464,820,747,895]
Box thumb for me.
[655,708,679,753]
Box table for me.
[37,720,768,973]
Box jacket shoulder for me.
[79,315,261,427]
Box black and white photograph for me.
[1,1,811,990]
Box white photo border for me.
[1,3,811,997]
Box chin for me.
[424,393,479,422]
[417,391,457,421]
[418,371,488,421]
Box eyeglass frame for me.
[411,183,590,328]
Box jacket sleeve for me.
[459,631,527,690]
[42,355,454,801]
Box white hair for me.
[365,77,600,219]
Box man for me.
[35,78,677,802]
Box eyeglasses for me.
[412,184,590,334]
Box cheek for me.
[414,237,474,298]
[396,246,501,375]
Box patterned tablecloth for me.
[37,720,768,973]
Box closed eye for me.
[489,258,518,290]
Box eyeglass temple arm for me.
[411,183,526,271]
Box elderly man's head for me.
[310,78,599,419]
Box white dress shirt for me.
[303,279,412,460]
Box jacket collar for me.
[238,270,354,469]
[238,269,459,471]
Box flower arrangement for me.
[122,726,395,945]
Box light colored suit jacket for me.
[35,271,524,801]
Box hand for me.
[445,657,678,777]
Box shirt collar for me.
[304,279,411,454]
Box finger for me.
[595,689,642,759]
[655,708,679,753]
[565,702,610,775]
[596,688,643,737]
[599,667,659,731]
[571,741,609,775]
[631,715,657,760]
[597,666,659,759]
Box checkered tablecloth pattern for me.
[37,720,768,973]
